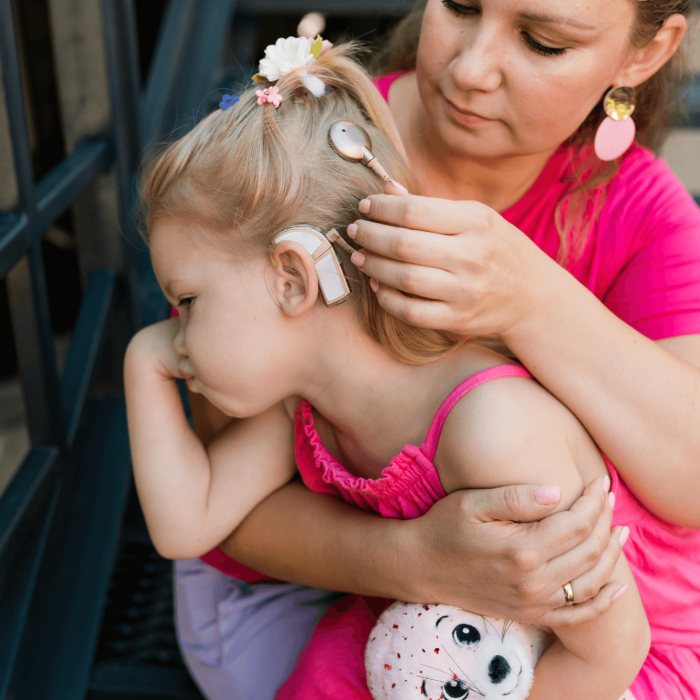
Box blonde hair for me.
[141,42,463,365]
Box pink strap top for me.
[294,365,531,519]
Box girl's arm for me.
[349,193,700,527]
[435,375,650,699]
[124,319,296,559]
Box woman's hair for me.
[141,42,463,365]
[380,0,694,264]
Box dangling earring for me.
[594,86,636,162]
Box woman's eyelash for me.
[442,0,477,16]
[522,34,568,57]
[178,297,194,307]
[441,0,568,57]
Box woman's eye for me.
[442,0,479,17]
[523,33,568,57]
[178,297,194,308]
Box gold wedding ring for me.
[563,581,575,605]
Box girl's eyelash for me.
[441,0,568,57]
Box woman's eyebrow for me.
[518,11,596,31]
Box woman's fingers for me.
[521,476,610,562]
[362,193,487,234]
[372,285,456,330]
[354,252,455,300]
[534,581,625,628]
[350,220,451,267]
[546,525,625,609]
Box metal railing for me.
[0,2,414,697]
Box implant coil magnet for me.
[272,225,351,307]
[328,121,390,182]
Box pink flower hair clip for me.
[256,86,282,108]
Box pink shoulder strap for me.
[421,365,533,459]
[373,71,410,102]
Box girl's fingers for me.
[350,220,453,267]
[535,581,623,628]
[363,193,486,234]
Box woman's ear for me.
[267,240,319,317]
[613,14,687,89]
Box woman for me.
[174,1,700,698]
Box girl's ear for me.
[613,14,686,89]
[267,241,319,317]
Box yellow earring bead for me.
[604,86,636,121]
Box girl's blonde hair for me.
[141,42,463,365]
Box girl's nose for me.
[450,22,503,94]
[172,327,187,357]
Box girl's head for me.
[142,42,464,414]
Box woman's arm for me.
[125,319,296,559]
[348,193,700,527]
[435,374,649,699]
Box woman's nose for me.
[450,23,503,93]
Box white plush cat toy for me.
[366,602,552,700]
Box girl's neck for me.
[390,73,555,211]
[294,309,497,474]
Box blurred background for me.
[0,2,697,699]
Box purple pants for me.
[174,558,342,700]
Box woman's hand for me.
[401,476,625,627]
[349,191,559,339]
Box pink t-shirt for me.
[376,72,700,341]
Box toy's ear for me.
[267,241,319,317]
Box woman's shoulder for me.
[603,143,700,239]
[373,71,412,103]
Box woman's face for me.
[416,0,638,159]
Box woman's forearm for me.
[219,480,410,599]
[503,265,700,527]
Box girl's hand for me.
[350,192,560,339]
[402,476,624,627]
[125,318,184,382]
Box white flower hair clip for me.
[253,35,331,98]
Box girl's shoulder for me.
[433,358,606,505]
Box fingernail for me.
[603,475,610,493]
[370,278,379,292]
[351,251,365,267]
[612,584,628,602]
[359,199,370,214]
[608,492,616,509]
[619,526,630,546]
[534,485,560,505]
[390,179,408,194]
[347,223,358,239]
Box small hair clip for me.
[256,86,282,108]
[219,94,238,110]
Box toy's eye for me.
[453,624,480,646]
[443,678,469,699]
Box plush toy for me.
[366,602,552,700]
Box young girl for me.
[125,42,694,700]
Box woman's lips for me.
[444,97,495,126]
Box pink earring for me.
[594,86,636,161]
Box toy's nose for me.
[488,655,511,684]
